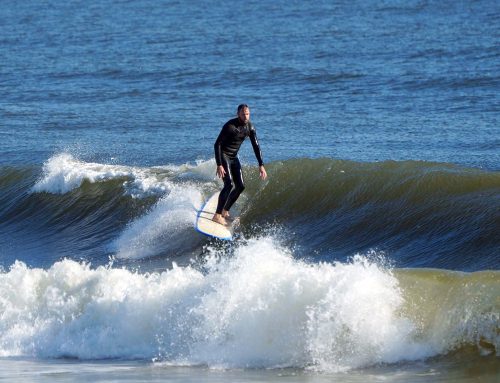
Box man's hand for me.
[216,165,226,179]
[259,165,267,180]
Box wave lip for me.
[31,153,206,197]
[1,154,220,263]
[32,153,134,194]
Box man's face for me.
[238,107,250,123]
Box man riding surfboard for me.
[212,104,267,226]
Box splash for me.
[112,185,203,259]
[2,237,495,371]
[31,153,216,197]
[32,153,137,194]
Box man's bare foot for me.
[222,210,234,222]
[212,213,227,226]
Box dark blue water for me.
[0,0,499,379]
[1,0,499,168]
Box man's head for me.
[237,104,250,124]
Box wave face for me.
[1,153,498,270]
[244,158,500,270]
[0,154,212,267]
[0,238,498,371]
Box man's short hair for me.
[237,104,249,113]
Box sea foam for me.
[32,153,137,194]
[0,237,469,371]
[32,153,215,197]
[111,185,203,259]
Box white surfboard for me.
[195,192,237,240]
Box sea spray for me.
[0,259,205,359]
[193,244,429,370]
[112,185,203,259]
[0,237,426,369]
[31,153,216,198]
[0,237,497,370]
[304,255,429,371]
[32,153,135,194]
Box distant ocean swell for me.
[0,240,498,371]
[1,153,498,268]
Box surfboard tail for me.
[195,192,234,240]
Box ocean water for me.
[1,0,499,382]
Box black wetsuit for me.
[214,117,264,214]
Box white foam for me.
[190,244,431,371]
[32,153,136,194]
[32,153,215,198]
[0,259,204,359]
[2,237,496,370]
[3,237,465,371]
[112,185,203,259]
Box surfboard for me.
[195,192,238,240]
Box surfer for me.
[212,104,267,226]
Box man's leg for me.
[223,158,245,213]
[213,157,232,225]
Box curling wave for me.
[0,154,498,269]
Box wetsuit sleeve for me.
[214,122,231,166]
[214,128,224,166]
[249,125,264,166]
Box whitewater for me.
[1,237,498,373]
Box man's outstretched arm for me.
[249,127,267,179]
